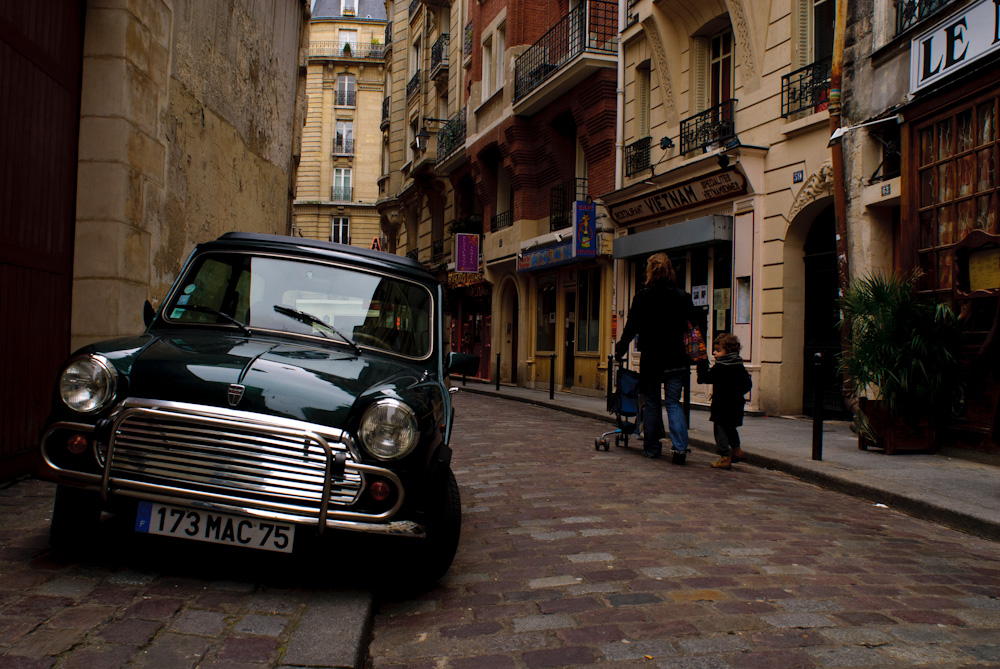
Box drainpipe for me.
[829,0,852,388]
[612,0,626,355]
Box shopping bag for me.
[684,321,707,362]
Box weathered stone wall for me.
[72,0,308,352]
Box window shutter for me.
[692,37,708,113]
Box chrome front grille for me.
[105,400,362,518]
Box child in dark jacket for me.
[696,333,752,470]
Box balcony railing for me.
[679,99,737,154]
[436,109,466,164]
[407,71,421,99]
[513,0,617,102]
[463,21,474,61]
[490,210,513,232]
[624,136,651,177]
[549,178,588,232]
[335,90,356,106]
[895,0,957,36]
[381,97,390,128]
[310,41,386,59]
[385,22,392,45]
[333,139,355,155]
[781,56,831,117]
[432,238,444,260]
[331,186,353,202]
[406,248,419,260]
[626,0,640,27]
[408,0,420,17]
[430,34,450,77]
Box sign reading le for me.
[610,169,748,227]
[910,0,1000,93]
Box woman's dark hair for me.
[644,253,676,287]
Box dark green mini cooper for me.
[40,232,478,581]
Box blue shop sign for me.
[517,241,575,272]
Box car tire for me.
[50,485,102,553]
[417,467,462,585]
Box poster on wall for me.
[574,201,597,258]
[455,233,480,273]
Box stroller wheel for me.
[603,440,610,451]
[595,438,603,451]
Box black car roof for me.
[199,232,435,284]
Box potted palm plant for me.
[839,270,962,454]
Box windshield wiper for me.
[179,304,251,335]
[272,305,362,355]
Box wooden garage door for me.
[0,2,84,480]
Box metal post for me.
[606,354,613,412]
[812,352,824,461]
[549,353,556,400]
[495,352,501,391]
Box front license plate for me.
[135,502,294,553]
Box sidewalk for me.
[457,379,1000,543]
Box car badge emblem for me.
[227,384,245,407]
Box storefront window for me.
[536,276,557,351]
[577,268,601,352]
[916,96,999,293]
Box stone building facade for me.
[293,0,387,247]
[606,0,849,417]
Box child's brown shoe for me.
[731,447,744,463]
[711,457,732,469]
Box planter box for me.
[858,398,936,454]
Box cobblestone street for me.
[369,393,1000,668]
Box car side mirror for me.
[143,300,156,328]
[446,352,479,378]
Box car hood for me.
[118,334,429,427]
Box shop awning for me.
[612,215,733,259]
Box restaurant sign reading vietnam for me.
[609,169,748,227]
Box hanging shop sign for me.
[455,233,480,273]
[574,201,598,258]
[609,169,748,227]
[910,0,1000,93]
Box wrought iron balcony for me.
[408,0,420,17]
[406,248,419,260]
[490,210,513,233]
[432,238,444,260]
[549,178,588,232]
[513,0,618,102]
[679,99,737,155]
[436,109,466,164]
[385,22,392,45]
[407,71,422,100]
[310,41,385,60]
[626,0,640,28]
[331,186,353,202]
[335,90,356,107]
[895,0,957,36]
[381,97,390,129]
[624,136,651,177]
[430,34,450,81]
[781,56,831,117]
[333,139,355,155]
[463,21,474,62]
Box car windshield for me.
[163,252,434,358]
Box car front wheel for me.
[418,467,462,584]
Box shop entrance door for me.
[564,291,575,388]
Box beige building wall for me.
[293,11,386,248]
[73,0,308,352]
[615,0,844,415]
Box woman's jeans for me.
[641,370,688,455]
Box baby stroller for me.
[595,360,642,451]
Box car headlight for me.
[358,399,418,460]
[59,356,117,413]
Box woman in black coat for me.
[614,253,694,461]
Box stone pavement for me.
[369,391,1000,668]
[0,478,373,668]
[458,380,1000,543]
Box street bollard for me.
[495,352,500,391]
[606,354,613,413]
[549,353,556,400]
[812,352,824,461]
